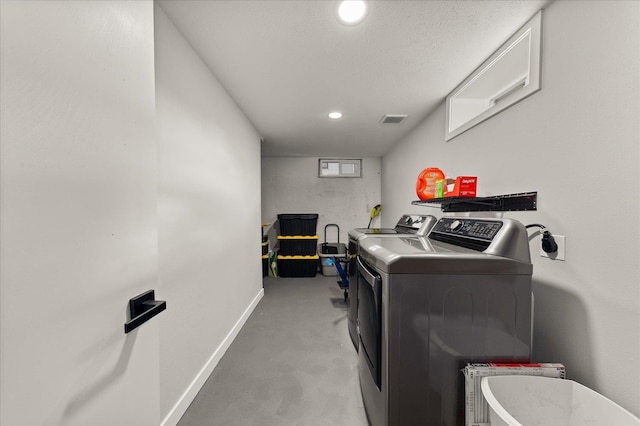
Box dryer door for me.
[357,257,382,389]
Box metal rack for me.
[411,191,537,213]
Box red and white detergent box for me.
[446,176,477,197]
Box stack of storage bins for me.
[277,214,319,277]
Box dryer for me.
[357,217,533,426]
[347,214,437,349]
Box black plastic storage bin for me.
[277,235,318,256]
[277,255,318,277]
[262,254,269,277]
[278,214,318,236]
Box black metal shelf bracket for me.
[124,289,167,334]
[411,191,537,213]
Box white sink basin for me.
[481,375,640,426]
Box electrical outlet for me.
[540,235,565,261]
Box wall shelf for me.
[411,191,537,213]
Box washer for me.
[347,214,437,349]
[357,217,533,426]
[348,214,438,268]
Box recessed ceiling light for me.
[337,0,368,26]
[328,112,343,119]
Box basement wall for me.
[261,157,382,245]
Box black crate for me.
[262,255,269,277]
[277,255,318,277]
[278,214,318,236]
[277,236,318,256]
[262,241,269,256]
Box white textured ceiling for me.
[157,0,551,157]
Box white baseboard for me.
[160,288,264,426]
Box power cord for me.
[525,224,558,254]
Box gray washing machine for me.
[347,214,437,349]
[356,217,533,426]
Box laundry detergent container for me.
[481,375,640,426]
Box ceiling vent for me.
[380,114,408,124]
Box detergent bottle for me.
[416,167,445,200]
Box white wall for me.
[261,157,381,244]
[1,1,161,424]
[154,4,264,424]
[1,2,264,424]
[382,0,639,415]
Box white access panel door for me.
[1,1,161,425]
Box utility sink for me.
[481,375,640,426]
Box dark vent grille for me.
[381,114,407,124]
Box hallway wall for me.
[381,0,639,415]
[154,4,264,424]
[1,2,264,425]
[1,1,161,424]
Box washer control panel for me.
[429,217,530,260]
[431,218,503,242]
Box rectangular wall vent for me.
[380,114,408,124]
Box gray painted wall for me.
[261,157,382,247]
[155,5,263,423]
[381,0,639,416]
[1,2,161,424]
[1,2,264,425]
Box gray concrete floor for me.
[178,276,368,426]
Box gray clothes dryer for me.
[347,214,437,349]
[356,217,533,426]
